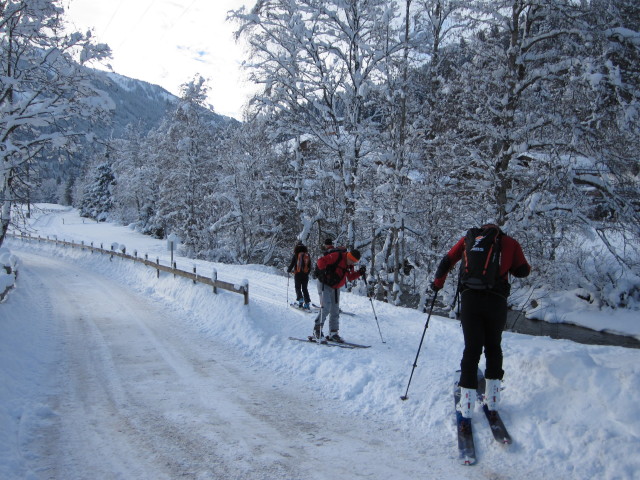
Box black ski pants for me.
[294,273,311,304]
[458,289,508,389]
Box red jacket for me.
[317,250,363,289]
[434,233,530,296]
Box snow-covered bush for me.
[0,248,19,300]
[575,250,640,310]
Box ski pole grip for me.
[423,292,437,313]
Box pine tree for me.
[80,160,115,221]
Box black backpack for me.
[314,248,346,286]
[459,226,502,290]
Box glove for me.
[430,281,441,292]
[358,266,366,276]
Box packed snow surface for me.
[1,205,638,479]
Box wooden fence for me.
[10,233,249,305]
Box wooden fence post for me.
[241,280,249,305]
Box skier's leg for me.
[329,288,340,333]
[484,295,508,382]
[459,290,484,390]
[294,275,303,304]
[301,274,311,305]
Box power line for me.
[157,0,198,43]
[116,0,158,50]
[173,0,198,26]
[100,0,126,38]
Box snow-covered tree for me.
[79,158,115,221]
[574,0,640,250]
[150,76,222,255]
[110,123,158,228]
[232,0,406,248]
[408,0,639,306]
[210,119,292,264]
[365,0,470,303]
[0,0,111,245]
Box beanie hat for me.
[323,238,334,246]
[347,249,361,263]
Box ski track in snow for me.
[15,251,447,480]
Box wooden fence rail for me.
[10,233,249,305]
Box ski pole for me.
[362,277,385,344]
[315,282,325,344]
[452,279,461,319]
[508,282,536,331]
[400,292,437,401]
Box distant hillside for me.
[32,69,239,204]
[89,69,237,138]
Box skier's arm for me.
[432,237,465,289]
[345,266,362,281]
[287,254,296,273]
[509,240,531,278]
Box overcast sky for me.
[64,0,256,120]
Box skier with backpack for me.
[316,237,339,298]
[287,242,312,310]
[312,247,366,343]
[431,223,530,422]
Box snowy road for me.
[19,250,440,480]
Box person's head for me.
[346,249,361,265]
[322,238,334,250]
[481,218,498,229]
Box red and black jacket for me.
[316,250,363,289]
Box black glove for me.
[430,281,441,292]
[358,266,366,276]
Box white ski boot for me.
[457,387,476,419]
[484,378,501,412]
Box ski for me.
[325,339,371,349]
[289,303,318,314]
[476,376,512,444]
[481,405,512,444]
[454,371,476,466]
[288,337,355,349]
